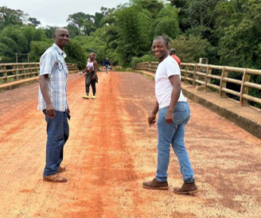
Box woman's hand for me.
[148,113,156,126]
[165,110,174,124]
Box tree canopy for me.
[0,0,261,70]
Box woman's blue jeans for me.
[156,102,194,183]
[43,111,69,177]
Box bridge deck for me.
[0,72,260,218]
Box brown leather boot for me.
[174,182,199,195]
[43,174,68,183]
[143,178,168,190]
[58,165,66,173]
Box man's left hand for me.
[165,110,174,124]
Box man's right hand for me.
[148,114,156,126]
[46,103,55,118]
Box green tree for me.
[82,20,96,35]
[0,25,28,62]
[93,12,104,28]
[153,4,180,38]
[22,26,36,51]
[29,41,52,62]
[168,0,221,37]
[0,6,25,29]
[100,7,116,16]
[216,0,261,68]
[130,0,164,18]
[66,12,105,36]
[131,54,157,68]
[167,0,186,8]
[65,39,86,69]
[28,17,41,27]
[66,24,81,38]
[44,26,58,39]
[33,29,46,41]
[73,28,107,65]
[66,12,91,30]
[115,5,153,66]
[185,0,221,28]
[0,43,14,62]
[169,35,210,63]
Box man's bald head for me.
[54,28,68,36]
[54,28,69,50]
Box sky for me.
[1,0,129,27]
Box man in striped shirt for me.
[38,28,70,183]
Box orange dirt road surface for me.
[0,72,261,218]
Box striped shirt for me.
[37,43,69,112]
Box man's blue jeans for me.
[105,65,109,73]
[43,111,69,177]
[156,102,194,183]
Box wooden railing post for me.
[3,64,7,83]
[34,63,38,76]
[240,69,250,106]
[204,66,211,92]
[22,64,25,79]
[36,63,38,76]
[192,64,198,87]
[219,67,228,98]
[184,64,188,84]
[14,64,18,81]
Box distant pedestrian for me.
[143,36,198,195]
[82,53,98,99]
[170,48,181,67]
[38,27,70,183]
[104,58,111,74]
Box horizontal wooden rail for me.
[135,62,261,108]
[0,63,78,85]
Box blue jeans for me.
[43,110,69,177]
[156,102,194,183]
[105,65,109,73]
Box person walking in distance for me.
[170,48,181,67]
[104,57,110,74]
[38,28,70,183]
[82,53,98,99]
[143,36,198,195]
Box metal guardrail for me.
[136,62,261,107]
[0,63,78,84]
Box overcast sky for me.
[1,0,129,27]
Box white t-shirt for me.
[87,61,94,70]
[155,55,187,109]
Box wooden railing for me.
[0,63,78,84]
[136,62,261,107]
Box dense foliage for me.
[0,0,261,70]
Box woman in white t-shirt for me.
[82,53,98,99]
[143,36,198,195]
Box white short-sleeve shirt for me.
[155,55,187,109]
